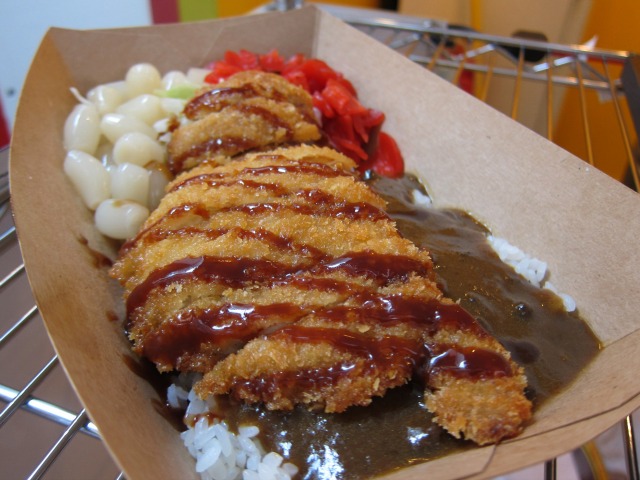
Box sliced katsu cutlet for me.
[111,144,532,445]
[111,145,405,371]
[167,70,321,174]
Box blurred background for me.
[1,0,639,183]
[0,1,639,479]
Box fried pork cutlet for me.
[167,71,321,174]
[111,143,532,445]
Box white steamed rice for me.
[486,235,576,312]
[411,189,576,312]
[167,376,298,480]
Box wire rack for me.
[1,3,640,479]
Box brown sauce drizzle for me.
[251,153,354,171]
[220,198,389,222]
[241,162,346,178]
[210,174,600,479]
[171,103,298,173]
[170,162,349,192]
[126,197,386,251]
[233,327,512,394]
[235,228,328,261]
[124,168,600,478]
[324,297,487,337]
[120,203,212,254]
[142,295,488,370]
[132,227,229,251]
[143,160,173,180]
[184,84,316,125]
[170,136,261,174]
[126,251,431,316]
[166,202,211,220]
[229,362,365,400]
[184,85,285,119]
[426,345,513,380]
[142,303,308,367]
[224,326,424,408]
[273,325,423,367]
[122,186,388,255]
[172,178,288,196]
[127,227,328,266]
[184,85,274,119]
[166,116,180,133]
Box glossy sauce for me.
[426,346,513,380]
[221,198,389,222]
[170,161,351,193]
[121,184,389,255]
[142,303,307,366]
[185,85,302,120]
[215,174,600,479]
[372,175,601,403]
[184,85,283,119]
[127,250,431,317]
[173,178,289,196]
[171,136,260,174]
[171,102,305,174]
[126,171,600,478]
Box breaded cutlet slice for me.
[113,146,397,291]
[422,316,532,445]
[183,70,316,121]
[167,71,321,174]
[197,288,531,445]
[195,311,428,413]
[111,143,532,445]
[111,145,434,369]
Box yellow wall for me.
[180,1,639,182]
[217,0,272,17]
[399,0,594,142]
[178,1,379,21]
[401,0,639,182]
[554,0,640,182]
[217,0,378,18]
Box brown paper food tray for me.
[8,6,640,479]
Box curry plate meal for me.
[61,50,599,480]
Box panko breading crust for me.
[167,71,321,174]
[111,71,532,446]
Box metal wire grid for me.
[1,5,640,480]
[319,4,640,191]
[0,156,119,479]
[334,10,640,478]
